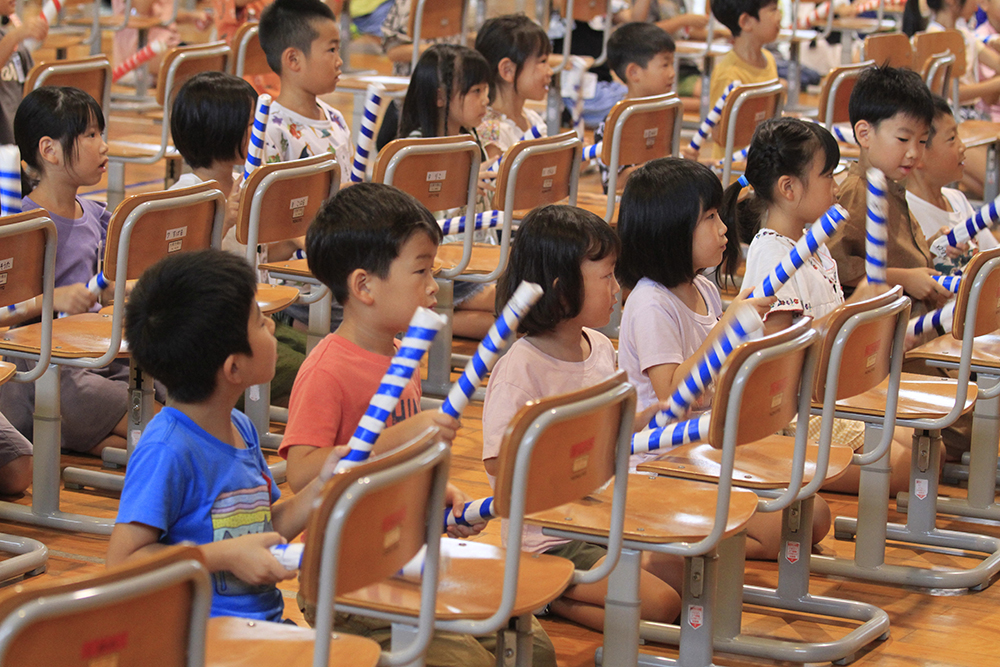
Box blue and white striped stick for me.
[582,142,601,161]
[907,301,956,337]
[689,80,740,151]
[349,83,386,183]
[0,145,20,216]
[440,281,544,419]
[242,94,271,181]
[439,210,502,235]
[731,146,749,163]
[292,248,307,260]
[830,124,858,145]
[486,126,544,173]
[446,496,494,528]
[934,275,961,293]
[57,272,110,318]
[335,307,446,471]
[930,194,1000,259]
[5,301,29,318]
[866,168,888,284]
[632,413,711,455]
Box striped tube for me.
[440,281,544,419]
[689,81,740,151]
[87,272,109,295]
[632,413,711,455]
[797,0,831,28]
[486,126,544,173]
[582,142,601,161]
[946,195,1000,248]
[394,544,452,583]
[292,248,306,260]
[335,307,446,471]
[439,210,502,235]
[731,147,749,163]
[934,275,961,293]
[349,83,386,183]
[865,168,888,284]
[24,0,62,49]
[825,124,858,145]
[445,496,495,528]
[650,302,764,428]
[112,40,167,83]
[269,543,304,569]
[907,301,956,337]
[242,94,272,181]
[5,301,29,318]
[751,204,849,299]
[0,145,20,216]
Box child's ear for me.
[37,136,60,167]
[220,353,243,389]
[281,46,304,73]
[854,120,872,150]
[498,57,517,84]
[624,62,642,86]
[776,174,797,202]
[347,267,376,306]
[737,12,756,34]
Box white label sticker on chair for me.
[865,341,880,371]
[688,605,704,629]
[168,240,183,253]
[165,226,187,241]
[382,507,405,551]
[915,478,929,500]
[427,170,447,181]
[570,436,594,477]
[130,429,141,445]
[754,110,767,123]
[785,540,800,564]
[0,257,12,271]
[290,196,308,210]
[541,166,557,177]
[249,385,260,401]
[644,128,658,148]
[0,274,6,286]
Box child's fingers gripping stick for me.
[486,126,543,174]
[349,83,387,183]
[930,194,1000,259]
[933,275,961,293]
[439,281,544,419]
[269,542,304,569]
[242,94,272,181]
[907,301,956,338]
[689,80,740,152]
[335,307,447,472]
[445,496,495,528]
[23,0,61,50]
[632,413,711,455]
[0,145,21,216]
[865,168,888,285]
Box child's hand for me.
[849,276,890,303]
[635,401,666,432]
[17,16,48,44]
[895,267,951,309]
[224,177,243,240]
[679,13,710,29]
[407,410,461,447]
[680,145,699,161]
[317,444,351,484]
[53,284,97,315]
[727,288,776,321]
[928,226,971,259]
[220,532,297,584]
[444,482,485,538]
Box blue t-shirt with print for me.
[116,407,284,621]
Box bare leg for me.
[453,284,497,339]
[0,455,31,495]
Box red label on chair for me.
[915,478,929,500]
[81,631,128,659]
[687,605,704,629]
[785,540,800,564]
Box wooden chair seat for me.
[0,312,127,359]
[259,258,312,279]
[64,14,165,30]
[0,360,15,385]
[547,54,597,71]
[43,32,86,50]
[108,140,179,161]
[337,75,410,94]
[573,191,619,225]
[637,435,855,490]
[205,616,381,666]
[435,243,503,275]
[832,371,977,419]
[527,474,758,543]
[339,539,574,620]
[256,283,300,315]
[907,332,1000,370]
[827,17,894,32]
[957,120,1000,148]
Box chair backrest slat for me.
[373,136,480,213]
[601,93,682,169]
[25,55,111,119]
[913,29,966,78]
[407,0,466,42]
[864,32,913,69]
[716,80,785,153]
[953,247,1000,339]
[232,23,270,79]
[157,42,231,109]
[0,211,54,307]
[494,131,581,212]
[817,61,871,126]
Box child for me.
[281,183,556,666]
[616,157,829,559]
[258,0,351,184]
[483,204,681,631]
[826,66,954,313]
[725,117,912,495]
[474,14,552,161]
[595,21,676,193]
[108,249,337,622]
[0,0,46,143]
[906,94,999,276]
[0,87,139,456]
[169,71,307,408]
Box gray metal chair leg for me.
[595,546,642,667]
[0,533,47,581]
[390,622,425,667]
[106,160,126,210]
[423,278,455,397]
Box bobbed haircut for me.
[721,118,839,244]
[607,22,676,83]
[926,93,955,146]
[306,183,443,305]
[711,0,777,36]
[848,65,933,136]
[617,157,732,290]
[171,72,257,169]
[15,86,105,176]
[125,249,256,404]
[258,0,336,75]
[497,205,620,336]
[475,14,551,104]
[398,44,492,138]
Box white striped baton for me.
[633,413,711,454]
[865,168,888,284]
[349,83,386,183]
[242,94,272,181]
[689,80,740,151]
[907,301,956,337]
[486,126,543,173]
[797,0,831,28]
[934,275,961,293]
[582,142,601,161]
[440,281,544,419]
[24,0,62,50]
[335,307,446,471]
[0,145,20,216]
[112,40,167,83]
[830,124,858,145]
[751,204,848,298]
[445,495,495,528]
[931,194,1000,258]
[439,210,502,235]
[87,272,109,295]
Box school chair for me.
[635,290,910,664]
[547,0,611,133]
[382,0,470,72]
[812,249,1000,591]
[813,0,896,65]
[715,79,785,187]
[31,0,102,58]
[235,154,340,454]
[923,51,956,97]
[863,31,914,68]
[231,22,266,79]
[24,55,111,121]
[812,60,872,161]
[902,248,1000,522]
[339,371,634,666]
[0,182,225,531]
[106,41,231,211]
[532,322,819,666]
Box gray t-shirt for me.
[0,24,31,145]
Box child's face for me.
[794,153,838,225]
[630,51,676,98]
[240,304,278,388]
[691,207,728,273]
[369,231,440,332]
[573,254,620,329]
[66,120,108,186]
[917,112,966,184]
[745,2,782,44]
[301,18,343,94]
[859,113,929,181]
[449,82,490,131]
[515,53,553,102]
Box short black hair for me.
[475,14,551,104]
[711,0,777,36]
[306,183,443,305]
[926,93,955,146]
[848,65,934,135]
[125,249,256,404]
[171,72,257,170]
[617,157,733,289]
[15,86,105,177]
[497,205,620,336]
[607,22,675,83]
[399,44,492,138]
[258,0,336,75]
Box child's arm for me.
[886,267,952,309]
[0,284,98,326]
[0,16,46,67]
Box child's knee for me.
[812,495,832,544]
[639,571,681,623]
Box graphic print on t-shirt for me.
[211,484,274,597]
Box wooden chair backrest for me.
[408,0,466,41]
[600,93,682,167]
[156,42,231,109]
[0,546,209,667]
[0,211,54,308]
[299,429,447,604]
[493,371,633,518]
[552,0,610,21]
[232,22,270,79]
[373,135,479,212]
[817,62,871,126]
[864,32,913,68]
[236,154,340,246]
[953,246,1000,339]
[922,51,954,96]
[913,29,966,78]
[715,80,784,152]
[25,55,111,114]
[494,130,581,212]
[709,317,816,447]
[103,181,224,283]
[814,286,909,403]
